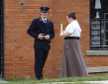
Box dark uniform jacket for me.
[27,18,55,50]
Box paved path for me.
[85,80,108,84]
[0,79,8,84]
[38,80,108,84]
[0,80,108,84]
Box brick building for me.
[0,0,108,79]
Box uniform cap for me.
[40,6,49,13]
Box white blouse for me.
[64,20,81,37]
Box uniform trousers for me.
[34,45,50,79]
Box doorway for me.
[0,0,4,78]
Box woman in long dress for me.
[60,11,88,77]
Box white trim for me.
[86,50,108,56]
[88,66,108,73]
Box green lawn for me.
[6,75,108,84]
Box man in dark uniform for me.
[27,6,55,80]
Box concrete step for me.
[88,66,108,73]
[0,78,8,84]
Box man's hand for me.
[38,33,44,40]
[44,34,50,40]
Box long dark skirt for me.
[61,39,88,77]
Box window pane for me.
[90,0,108,50]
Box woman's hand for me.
[60,23,72,36]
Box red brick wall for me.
[85,56,108,67]
[5,0,107,79]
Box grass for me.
[6,74,108,84]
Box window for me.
[90,0,108,50]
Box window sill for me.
[86,50,108,56]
